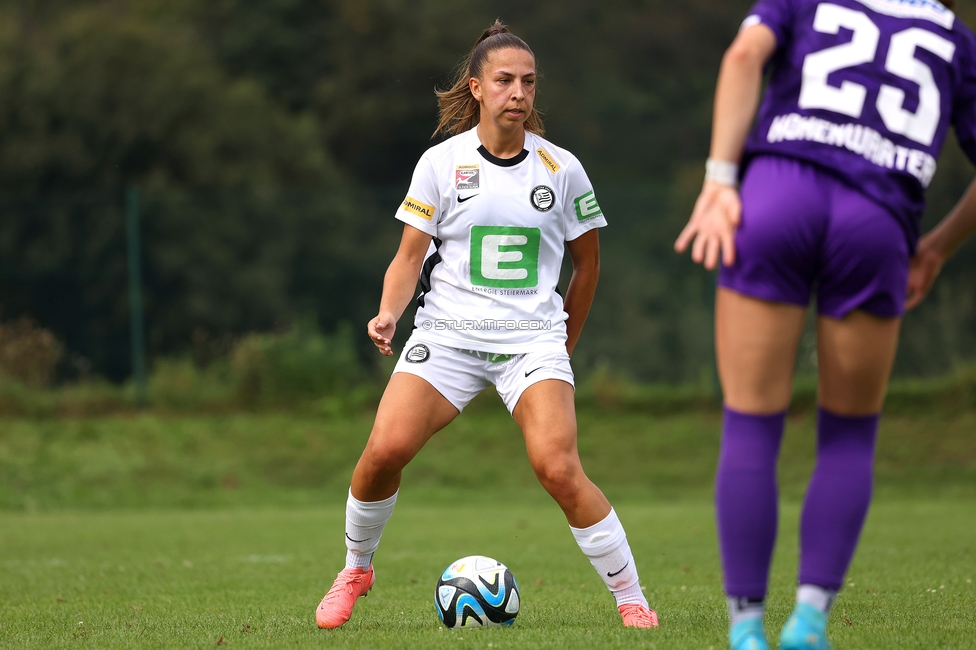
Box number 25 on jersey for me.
[798,2,956,146]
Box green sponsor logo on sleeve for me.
[574,190,602,221]
[470,225,541,289]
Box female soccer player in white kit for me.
[315,21,658,630]
[675,0,976,649]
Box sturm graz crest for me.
[405,344,430,363]
[530,185,555,212]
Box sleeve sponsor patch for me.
[573,191,602,221]
[536,148,560,174]
[402,196,435,220]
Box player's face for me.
[470,47,536,134]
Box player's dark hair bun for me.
[477,20,510,44]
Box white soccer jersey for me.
[395,126,607,354]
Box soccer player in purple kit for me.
[675,1,976,649]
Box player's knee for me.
[360,439,413,477]
[533,456,582,500]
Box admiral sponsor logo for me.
[530,185,555,212]
[574,190,603,221]
[455,164,480,190]
[405,343,430,363]
[402,196,435,220]
[536,148,560,174]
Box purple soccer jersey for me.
[743,0,976,246]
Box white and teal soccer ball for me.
[435,555,520,629]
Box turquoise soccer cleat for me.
[779,603,832,650]
[729,618,770,650]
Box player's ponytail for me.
[433,20,544,138]
[942,0,954,9]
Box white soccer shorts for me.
[391,336,574,413]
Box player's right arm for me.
[907,24,976,309]
[906,178,976,310]
[674,22,777,269]
[368,224,433,356]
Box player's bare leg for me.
[514,379,658,628]
[715,288,806,649]
[317,373,459,629]
[514,379,608,527]
[777,312,900,650]
[816,311,900,416]
[716,288,806,415]
[352,373,460,501]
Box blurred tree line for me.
[0,0,974,384]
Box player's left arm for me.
[563,229,600,357]
[674,22,777,269]
[906,176,976,309]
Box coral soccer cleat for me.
[619,603,660,628]
[316,566,375,629]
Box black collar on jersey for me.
[477,145,529,167]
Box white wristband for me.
[705,159,739,187]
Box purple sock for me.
[798,408,878,590]
[716,407,786,599]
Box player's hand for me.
[367,312,397,356]
[905,234,946,310]
[674,180,742,270]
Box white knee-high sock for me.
[344,488,398,570]
[570,508,648,607]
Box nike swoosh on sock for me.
[607,561,630,577]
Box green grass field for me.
[1,409,975,648]
[1,502,974,649]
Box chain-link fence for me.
[1,182,975,388]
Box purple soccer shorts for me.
[719,155,910,318]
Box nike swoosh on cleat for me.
[345,533,371,543]
[458,194,479,203]
[607,561,629,577]
[524,367,545,377]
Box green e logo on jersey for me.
[470,225,541,288]
[574,190,602,221]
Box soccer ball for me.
[434,555,520,629]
